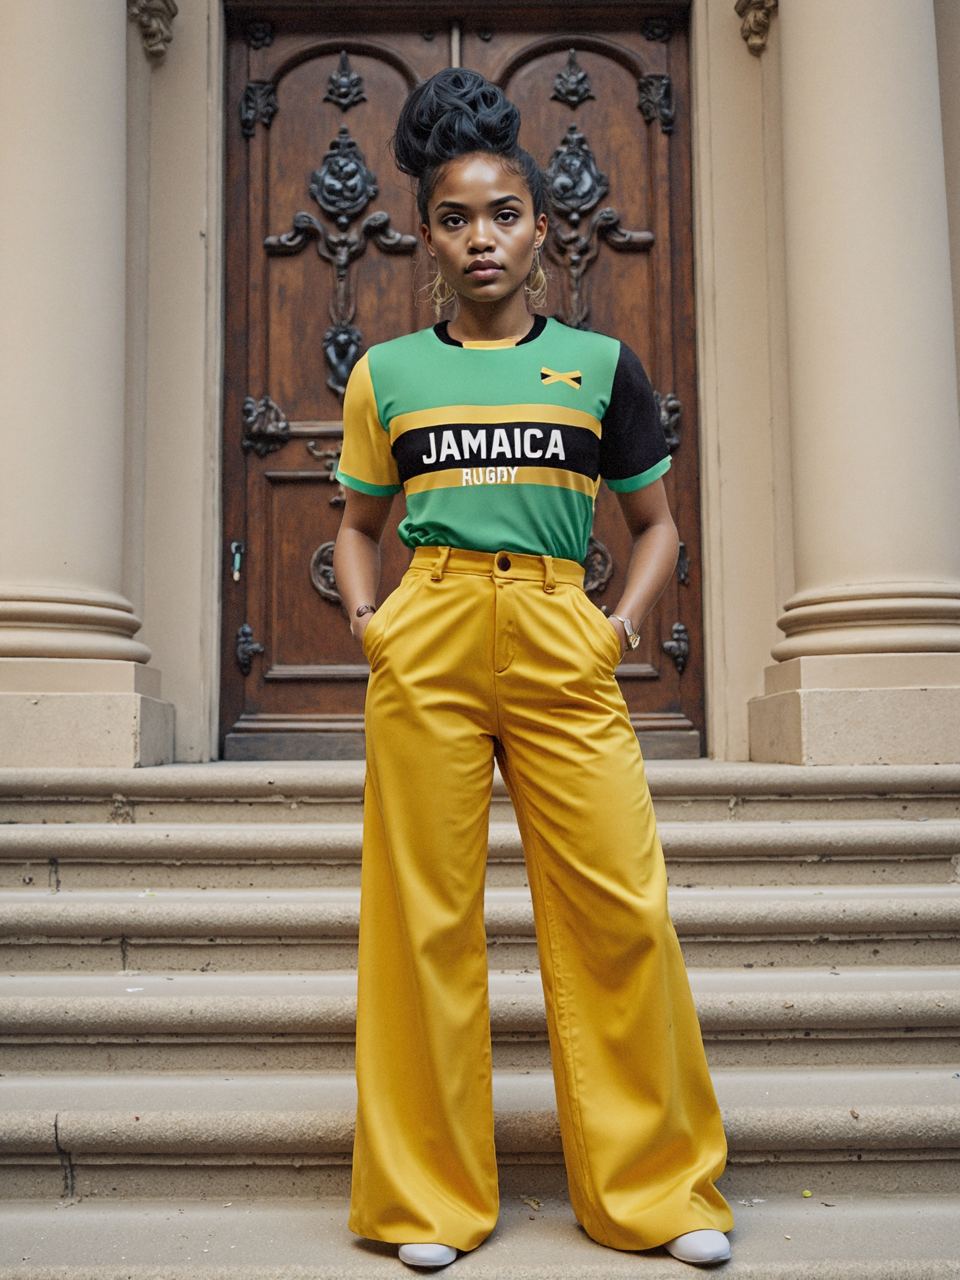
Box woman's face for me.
[421,152,548,306]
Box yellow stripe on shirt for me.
[403,466,601,496]
[390,403,601,442]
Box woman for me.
[332,68,734,1271]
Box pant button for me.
[497,554,511,570]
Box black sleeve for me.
[598,341,672,491]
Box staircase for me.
[1,760,958,1278]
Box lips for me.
[466,260,502,275]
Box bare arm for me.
[332,487,395,645]
[605,477,680,656]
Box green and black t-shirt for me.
[335,313,671,563]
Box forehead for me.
[430,152,529,206]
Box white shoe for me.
[664,1229,731,1265]
[398,1242,458,1267]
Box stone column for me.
[749,0,960,763]
[0,0,173,766]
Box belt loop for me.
[542,554,556,593]
[431,545,451,581]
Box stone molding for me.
[127,0,178,61]
[0,586,151,663]
[772,589,960,660]
[735,0,778,56]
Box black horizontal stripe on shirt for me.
[392,421,600,484]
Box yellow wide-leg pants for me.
[348,544,733,1253]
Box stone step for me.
[2,761,959,826]
[0,1192,958,1279]
[3,818,958,890]
[3,884,959,970]
[1,967,957,1072]
[2,1067,958,1201]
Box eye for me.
[496,209,520,222]
[440,214,465,228]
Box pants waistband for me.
[408,545,585,591]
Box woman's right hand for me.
[351,612,375,646]
[332,487,393,650]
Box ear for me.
[534,212,548,247]
[420,221,434,257]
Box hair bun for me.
[391,68,520,180]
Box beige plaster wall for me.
[690,0,790,759]
[124,20,151,648]
[935,0,960,418]
[133,0,225,760]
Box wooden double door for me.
[221,0,704,759]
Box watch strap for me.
[609,613,640,649]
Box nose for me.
[467,217,495,251]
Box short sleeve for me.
[335,352,402,496]
[598,341,672,492]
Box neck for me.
[446,294,534,344]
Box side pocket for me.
[572,586,622,669]
[359,606,384,665]
[360,573,413,669]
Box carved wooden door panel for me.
[460,15,703,757]
[221,12,442,759]
[220,3,703,759]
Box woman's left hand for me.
[607,615,627,659]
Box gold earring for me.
[426,267,456,319]
[524,245,548,309]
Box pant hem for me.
[576,1209,736,1253]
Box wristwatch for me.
[609,612,641,650]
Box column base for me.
[748,654,960,764]
[0,659,175,767]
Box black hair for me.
[390,68,549,225]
